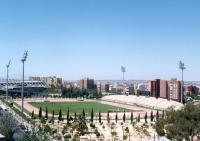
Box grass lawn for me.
[29,101,139,115]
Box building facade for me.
[184,85,199,96]
[97,83,110,93]
[80,78,95,90]
[148,78,181,102]
[168,78,181,102]
[29,76,62,88]
[160,80,168,99]
[149,79,160,98]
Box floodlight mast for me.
[21,51,28,113]
[6,60,11,101]
[121,66,126,81]
[179,61,186,104]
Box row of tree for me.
[61,88,102,99]
[32,107,163,123]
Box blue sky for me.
[0,0,200,80]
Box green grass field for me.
[29,101,139,115]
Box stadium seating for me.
[101,95,183,110]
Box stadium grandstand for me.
[101,95,183,110]
[0,80,47,97]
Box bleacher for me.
[101,95,183,110]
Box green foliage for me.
[58,109,62,121]
[155,103,200,141]
[150,111,154,122]
[137,114,140,122]
[74,115,88,136]
[156,110,159,121]
[115,112,118,123]
[62,88,103,99]
[123,135,128,140]
[90,123,96,129]
[31,110,34,119]
[43,88,61,94]
[45,107,48,120]
[82,109,85,118]
[43,124,51,133]
[40,117,46,124]
[162,110,165,119]
[52,110,55,123]
[123,111,126,123]
[67,107,70,124]
[39,107,42,118]
[107,111,110,123]
[64,134,72,140]
[62,125,69,135]
[99,112,101,123]
[0,114,18,139]
[125,127,129,133]
[154,119,165,137]
[94,129,100,137]
[130,112,133,123]
[111,131,117,137]
[135,124,150,139]
[90,108,94,123]
[74,112,77,121]
[144,112,147,123]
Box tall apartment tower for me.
[149,79,160,98]
[97,83,110,93]
[80,78,95,90]
[160,80,169,99]
[168,78,181,102]
[148,78,182,102]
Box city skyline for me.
[0,0,200,80]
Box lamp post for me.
[6,60,11,101]
[121,66,126,81]
[179,61,186,104]
[21,51,28,113]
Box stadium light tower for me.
[21,51,28,113]
[121,66,126,81]
[179,61,186,104]
[6,60,11,101]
